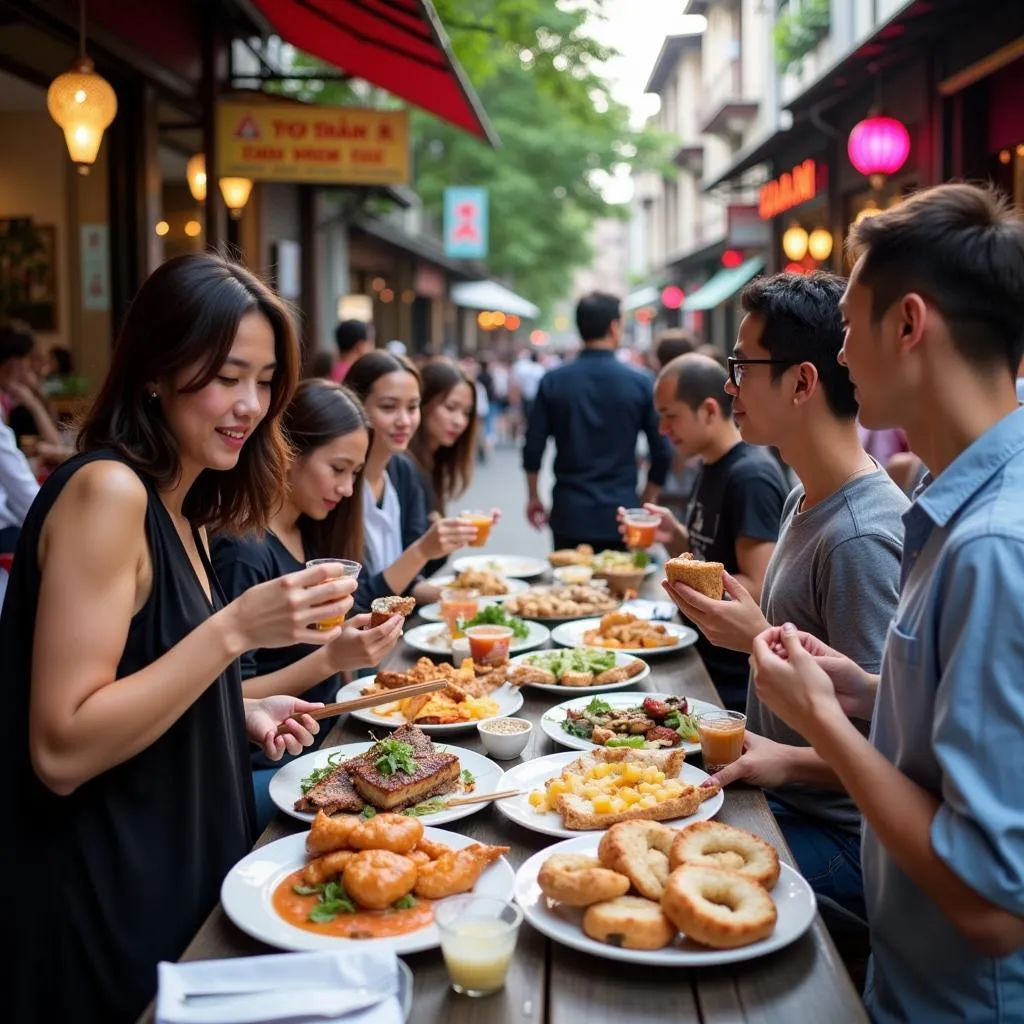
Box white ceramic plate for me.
[450,554,549,579]
[402,620,550,658]
[539,691,723,756]
[494,750,723,839]
[550,555,660,577]
[221,828,515,956]
[333,676,525,734]
[426,575,530,602]
[514,835,816,967]
[507,649,651,695]
[500,586,623,624]
[269,742,506,824]
[550,617,698,657]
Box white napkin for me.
[156,949,405,1024]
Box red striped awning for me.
[250,0,497,145]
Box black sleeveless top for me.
[3,451,256,1024]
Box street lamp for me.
[219,177,253,219]
[807,228,833,262]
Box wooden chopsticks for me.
[443,788,524,808]
[275,678,447,736]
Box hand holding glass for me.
[622,508,660,549]
[461,509,495,547]
[698,710,746,773]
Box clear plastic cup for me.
[460,509,495,547]
[305,558,361,629]
[465,624,515,666]
[622,508,660,549]
[436,895,522,997]
[697,710,746,773]
[441,587,479,640]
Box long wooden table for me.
[139,585,868,1024]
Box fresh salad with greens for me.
[464,603,530,639]
[561,695,700,748]
[524,648,617,677]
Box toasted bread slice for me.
[558,786,712,831]
[664,553,724,600]
[560,747,687,778]
[561,670,596,687]
[369,595,416,628]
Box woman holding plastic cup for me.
[346,352,478,605]
[212,379,405,825]
[1,254,364,1024]
[408,357,500,577]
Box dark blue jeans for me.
[768,797,867,928]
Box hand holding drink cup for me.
[621,507,661,550]
[461,508,500,547]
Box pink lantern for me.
[661,285,685,310]
[848,116,910,188]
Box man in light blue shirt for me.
[747,182,1024,1022]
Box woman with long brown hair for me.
[212,378,403,825]
[345,350,477,605]
[409,357,498,578]
[2,253,359,1024]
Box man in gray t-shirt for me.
[665,271,907,922]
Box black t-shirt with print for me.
[684,442,788,711]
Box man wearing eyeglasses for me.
[663,271,908,928]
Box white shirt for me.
[511,358,545,401]
[0,418,38,532]
[361,472,403,576]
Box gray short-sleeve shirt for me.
[746,466,908,831]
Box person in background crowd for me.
[694,342,729,369]
[457,355,490,463]
[3,252,357,1024]
[654,328,698,370]
[523,292,672,551]
[410,357,498,577]
[664,271,907,929]
[0,321,65,452]
[331,319,375,384]
[307,349,335,380]
[487,356,510,444]
[509,348,545,441]
[750,183,1024,1024]
[345,351,477,608]
[0,417,39,609]
[631,353,787,711]
[476,356,498,453]
[213,380,403,828]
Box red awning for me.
[249,0,497,145]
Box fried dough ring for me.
[597,820,677,900]
[661,864,777,949]
[582,896,676,950]
[342,850,418,910]
[537,854,631,907]
[669,821,780,891]
[348,813,425,855]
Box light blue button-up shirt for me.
[863,405,1024,1022]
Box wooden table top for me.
[138,585,867,1024]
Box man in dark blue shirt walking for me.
[523,293,672,549]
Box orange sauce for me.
[272,868,434,939]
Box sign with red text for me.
[443,187,488,259]
[758,159,828,220]
[216,103,409,185]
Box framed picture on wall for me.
[0,218,58,331]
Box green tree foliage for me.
[282,0,671,315]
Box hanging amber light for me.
[186,154,207,202]
[219,177,253,219]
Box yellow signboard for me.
[216,103,410,186]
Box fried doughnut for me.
[306,811,361,856]
[597,820,677,900]
[669,821,780,890]
[348,813,425,855]
[302,849,355,885]
[582,896,677,950]
[342,849,418,910]
[537,854,631,907]
[661,864,777,949]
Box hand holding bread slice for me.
[369,594,416,628]
[664,553,725,601]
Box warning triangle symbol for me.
[233,114,261,140]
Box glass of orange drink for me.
[305,558,362,630]
[697,710,746,773]
[441,587,479,640]
[460,510,495,548]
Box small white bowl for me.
[553,565,594,586]
[477,717,533,760]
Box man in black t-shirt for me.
[638,354,787,710]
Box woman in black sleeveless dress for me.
[211,379,404,829]
[3,253,360,1024]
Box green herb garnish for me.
[586,697,613,715]
[301,879,357,923]
[360,805,377,820]
[675,713,700,743]
[632,550,652,568]
[466,604,529,640]
[299,751,343,794]
[561,718,593,740]
[606,735,646,748]
[403,797,448,817]
[393,893,418,910]
[374,738,418,777]
[292,883,323,896]
[461,768,476,786]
